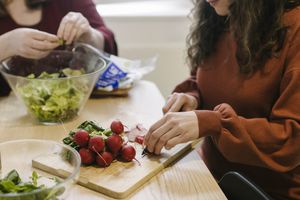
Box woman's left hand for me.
[144,111,199,155]
[57,12,92,45]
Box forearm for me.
[78,27,105,51]
[0,32,13,61]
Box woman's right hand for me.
[162,92,198,114]
[6,28,59,59]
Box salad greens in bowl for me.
[0,44,106,125]
[0,139,81,200]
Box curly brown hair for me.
[187,0,300,73]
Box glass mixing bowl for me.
[0,139,81,200]
[0,44,106,125]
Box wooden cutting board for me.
[32,142,192,199]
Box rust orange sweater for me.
[173,7,300,200]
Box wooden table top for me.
[0,80,227,200]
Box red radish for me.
[96,151,114,167]
[79,148,95,165]
[126,124,147,142]
[106,134,123,154]
[74,130,90,147]
[135,135,144,145]
[88,136,105,153]
[110,120,124,135]
[120,144,136,162]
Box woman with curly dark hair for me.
[144,0,300,199]
[0,0,117,96]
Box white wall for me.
[96,0,193,97]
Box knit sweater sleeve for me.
[70,0,117,55]
[194,11,300,172]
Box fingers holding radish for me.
[144,111,199,155]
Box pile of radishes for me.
[62,120,137,167]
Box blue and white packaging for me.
[95,54,157,92]
[96,62,127,89]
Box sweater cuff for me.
[100,30,118,55]
[194,110,222,137]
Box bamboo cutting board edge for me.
[32,142,193,199]
[109,142,193,199]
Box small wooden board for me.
[32,142,192,199]
[91,88,131,98]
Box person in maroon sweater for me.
[144,0,300,199]
[0,0,117,96]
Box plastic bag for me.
[94,53,157,96]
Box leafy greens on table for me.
[0,169,64,200]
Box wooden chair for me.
[218,171,273,200]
